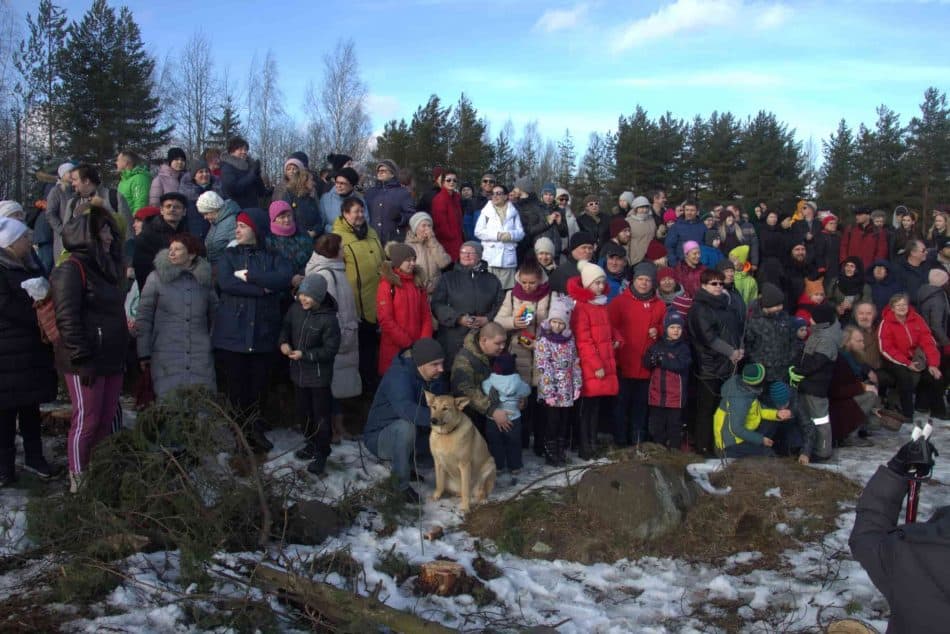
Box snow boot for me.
[307,454,328,476]
[295,442,318,461]
[544,441,559,466]
[68,471,84,494]
[24,454,60,479]
[813,415,833,461]
[330,414,345,445]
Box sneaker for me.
[68,471,83,494]
[23,455,60,479]
[294,443,317,461]
[401,486,420,504]
[306,454,328,476]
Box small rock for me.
[531,541,552,554]
[425,526,444,541]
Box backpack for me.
[35,257,85,345]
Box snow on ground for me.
[3,415,949,632]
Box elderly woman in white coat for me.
[305,232,361,442]
[474,184,524,290]
[135,233,217,398]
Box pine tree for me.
[58,0,170,167]
[14,0,67,157]
[854,106,908,210]
[407,95,451,186]
[491,121,517,186]
[653,112,686,196]
[447,93,491,184]
[615,106,657,194]
[516,121,542,183]
[680,115,708,202]
[374,118,412,173]
[698,111,741,204]
[578,132,614,197]
[207,92,244,150]
[735,111,806,208]
[906,87,950,219]
[818,119,857,216]
[556,129,576,189]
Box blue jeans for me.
[485,415,523,472]
[372,419,416,489]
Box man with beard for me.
[782,242,814,312]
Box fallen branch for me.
[253,564,455,633]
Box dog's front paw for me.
[430,491,443,501]
[459,504,471,513]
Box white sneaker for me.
[69,471,83,494]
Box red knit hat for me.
[609,216,629,239]
[237,211,258,235]
[134,206,160,221]
[821,214,838,230]
[657,267,675,281]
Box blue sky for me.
[11,0,950,154]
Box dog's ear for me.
[424,391,435,407]
[454,397,470,411]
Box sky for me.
[9,0,950,158]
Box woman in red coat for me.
[376,243,433,375]
[430,169,464,262]
[877,292,942,420]
[568,261,622,459]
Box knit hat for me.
[297,274,327,304]
[514,176,535,194]
[57,162,75,179]
[545,295,573,331]
[700,210,714,222]
[853,206,871,217]
[534,236,555,256]
[609,216,630,239]
[284,157,307,173]
[541,182,557,195]
[461,240,483,259]
[411,337,444,366]
[811,302,836,325]
[387,242,416,269]
[760,283,784,308]
[134,206,161,221]
[601,241,626,261]
[632,195,650,209]
[236,211,260,240]
[290,151,310,168]
[768,382,790,406]
[568,231,595,252]
[633,261,657,281]
[929,267,949,287]
[328,153,352,172]
[741,363,766,386]
[870,209,887,221]
[376,159,398,176]
[492,353,517,376]
[196,191,224,214]
[716,258,735,273]
[268,200,296,236]
[729,244,750,265]
[191,159,209,174]
[619,191,635,207]
[821,214,838,229]
[409,212,433,234]
[0,201,24,219]
[579,261,606,288]
[664,310,685,330]
[167,147,187,163]
[583,194,599,206]
[804,277,825,298]
[337,167,359,187]
[803,200,817,212]
[555,188,570,203]
[0,217,28,248]
[682,240,700,256]
[663,209,678,224]
[657,267,675,281]
[793,316,809,330]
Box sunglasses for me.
[443,177,457,183]
[706,281,724,287]
[482,178,495,183]
[557,196,568,201]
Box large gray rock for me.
[280,500,344,545]
[575,461,699,541]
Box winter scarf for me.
[512,280,551,303]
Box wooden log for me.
[253,565,454,634]
[416,561,465,597]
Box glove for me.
[233,269,249,282]
[788,367,804,388]
[888,425,938,479]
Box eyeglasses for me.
[482,178,495,184]
[587,202,600,206]
[557,196,568,201]
[443,177,457,183]
[706,281,724,287]
[459,250,477,256]
[492,191,505,196]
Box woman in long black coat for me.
[0,217,58,485]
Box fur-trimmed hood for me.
[380,260,425,288]
[152,248,213,287]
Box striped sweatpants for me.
[64,374,123,474]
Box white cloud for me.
[615,69,785,89]
[610,0,791,53]
[534,3,590,33]
[366,94,401,120]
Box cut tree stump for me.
[254,565,453,633]
[416,561,465,596]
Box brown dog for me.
[425,392,496,513]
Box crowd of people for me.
[0,142,948,502]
